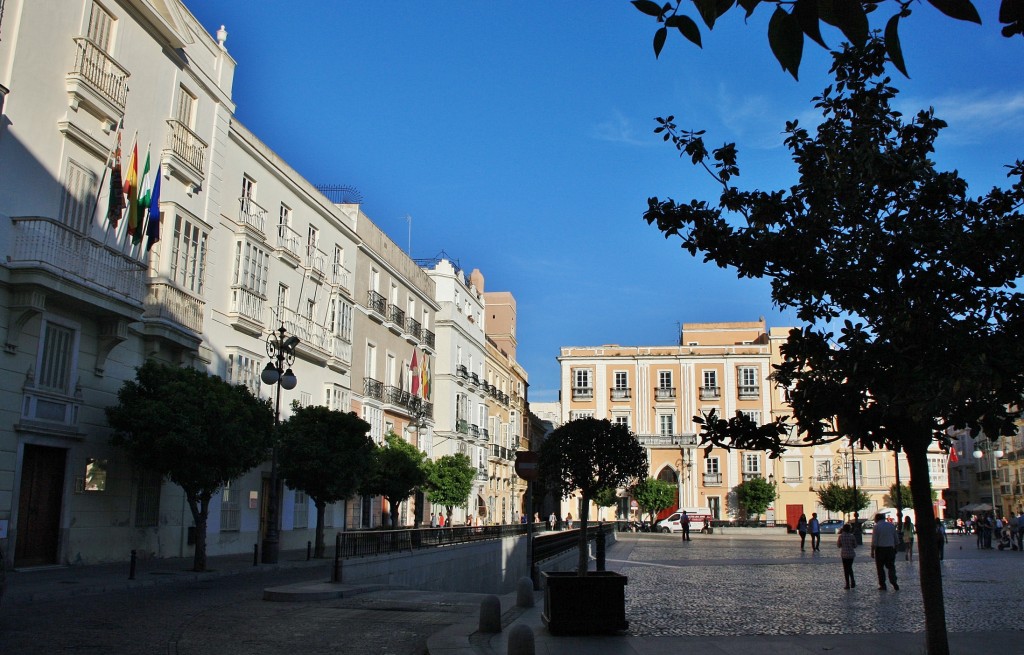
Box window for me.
[293,490,308,530]
[134,470,161,527]
[241,175,255,203]
[86,1,114,50]
[572,369,592,400]
[324,384,349,412]
[220,482,240,531]
[816,460,833,481]
[738,366,760,397]
[362,404,383,443]
[659,414,675,436]
[569,410,594,421]
[37,320,76,393]
[83,458,109,492]
[743,453,761,475]
[783,459,802,483]
[658,371,672,389]
[705,457,720,475]
[174,85,197,128]
[275,283,289,319]
[307,225,319,252]
[703,370,717,389]
[170,216,208,294]
[59,159,96,233]
[233,239,269,294]
[226,350,261,394]
[614,371,628,389]
[279,203,292,229]
[739,410,762,424]
[613,415,630,429]
[338,300,353,341]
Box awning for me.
[960,503,993,513]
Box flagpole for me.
[87,123,124,245]
[118,130,140,256]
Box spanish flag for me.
[123,139,139,238]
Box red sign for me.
[515,451,540,480]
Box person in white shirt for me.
[870,513,900,591]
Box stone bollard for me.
[516,577,534,608]
[479,594,502,633]
[507,624,535,655]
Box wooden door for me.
[15,445,67,567]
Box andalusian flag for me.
[133,147,151,245]
[123,139,139,237]
[145,165,162,251]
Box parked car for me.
[819,519,846,534]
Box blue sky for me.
[189,2,1023,403]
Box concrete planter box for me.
[541,571,628,635]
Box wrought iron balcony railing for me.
[367,290,387,315]
[363,377,384,400]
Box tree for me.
[361,432,427,528]
[277,407,373,558]
[106,361,273,572]
[632,477,677,526]
[632,0,1024,79]
[732,476,777,520]
[884,482,935,511]
[539,418,648,574]
[424,453,477,525]
[817,482,871,516]
[593,486,620,521]
[643,38,1024,654]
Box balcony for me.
[279,306,332,362]
[742,472,762,482]
[477,465,488,482]
[636,434,700,448]
[571,387,593,401]
[326,335,352,372]
[457,364,469,379]
[405,316,422,340]
[385,385,411,408]
[610,387,631,401]
[363,377,384,401]
[482,428,490,440]
[703,472,723,486]
[66,37,130,124]
[457,419,469,434]
[7,216,146,314]
[228,286,265,335]
[20,383,82,435]
[388,305,405,334]
[331,264,353,297]
[470,424,481,438]
[305,245,327,279]
[162,118,206,189]
[470,372,480,386]
[738,386,760,399]
[700,386,720,400]
[274,224,302,265]
[366,290,387,319]
[655,387,676,401]
[489,444,513,461]
[143,281,204,337]
[423,329,436,350]
[237,197,267,236]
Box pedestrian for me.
[837,523,857,589]
[797,513,808,551]
[439,513,446,528]
[534,512,540,524]
[429,512,437,528]
[680,510,691,542]
[809,512,821,551]
[548,512,556,530]
[902,515,916,562]
[935,520,948,560]
[1017,511,1024,551]
[870,512,899,591]
[565,512,573,529]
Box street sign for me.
[515,451,539,480]
[936,499,946,507]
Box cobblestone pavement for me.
[608,531,1024,637]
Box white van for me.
[656,508,714,533]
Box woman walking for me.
[902,516,916,562]
[837,523,857,589]
[797,513,808,551]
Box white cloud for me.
[591,109,652,146]
[897,91,1024,145]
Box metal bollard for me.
[331,532,342,583]
[596,527,606,571]
[253,544,259,566]
[307,540,312,561]
[129,549,137,580]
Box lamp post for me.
[260,324,299,564]
[973,439,1004,517]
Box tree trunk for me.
[389,499,401,529]
[314,500,326,559]
[904,439,949,655]
[577,497,589,575]
[186,490,209,572]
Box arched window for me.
[657,466,678,484]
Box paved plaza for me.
[2,529,1022,654]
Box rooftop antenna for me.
[675,321,682,345]
[404,214,412,255]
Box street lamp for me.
[973,439,1004,517]
[260,324,299,564]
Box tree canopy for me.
[643,36,1024,655]
[732,476,777,518]
[816,482,871,515]
[277,407,373,557]
[424,453,477,523]
[106,360,273,571]
[632,0,1024,79]
[361,432,428,528]
[539,417,648,573]
[632,477,677,525]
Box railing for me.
[489,444,513,460]
[276,224,302,259]
[477,465,488,481]
[532,522,615,563]
[164,118,207,177]
[363,377,384,400]
[386,385,411,407]
[331,264,353,294]
[743,472,762,481]
[636,434,700,448]
[703,472,723,485]
[406,316,422,339]
[327,335,352,365]
[423,329,436,349]
[470,372,480,385]
[367,290,387,315]
[457,419,469,434]
[338,523,529,558]
[9,216,147,302]
[738,386,760,399]
[279,306,331,355]
[700,386,720,400]
[655,387,676,401]
[230,286,264,323]
[572,387,593,400]
[610,387,631,400]
[470,424,480,437]
[144,281,204,333]
[69,37,130,112]
[389,305,405,326]
[457,364,469,378]
[482,428,490,440]
[237,197,267,234]
[305,245,326,275]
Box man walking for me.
[680,510,691,542]
[809,513,821,551]
[870,512,899,591]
